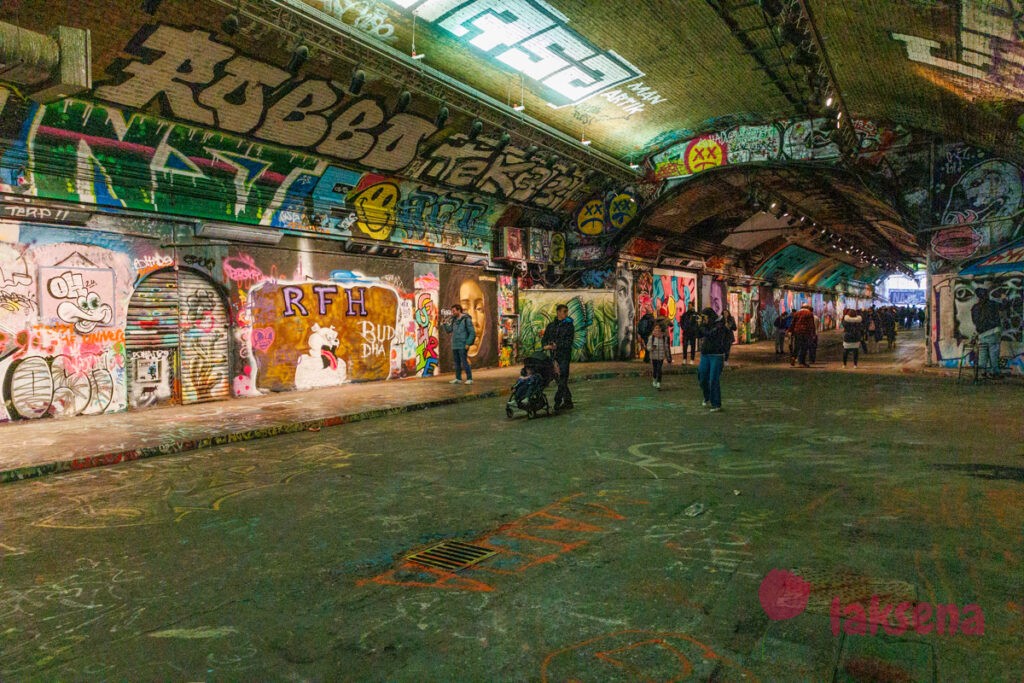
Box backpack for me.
[637,313,655,340]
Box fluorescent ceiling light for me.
[196,222,283,245]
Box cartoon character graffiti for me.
[44,270,114,334]
[294,323,348,389]
[576,199,606,236]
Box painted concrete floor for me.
[1,341,1022,681]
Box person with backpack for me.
[679,308,699,364]
[697,308,730,412]
[442,304,476,384]
[789,303,816,368]
[637,312,656,362]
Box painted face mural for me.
[942,160,1024,247]
[460,278,486,358]
[951,276,1023,341]
[440,267,496,368]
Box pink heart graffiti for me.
[251,327,276,352]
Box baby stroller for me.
[505,350,556,419]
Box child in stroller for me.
[505,350,556,418]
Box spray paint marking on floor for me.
[357,493,645,592]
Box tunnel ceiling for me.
[273,0,1022,270]
[278,0,1024,161]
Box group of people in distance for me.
[773,304,907,369]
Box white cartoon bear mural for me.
[294,323,348,389]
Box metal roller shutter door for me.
[176,270,231,404]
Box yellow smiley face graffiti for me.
[684,137,726,174]
[607,193,638,231]
[576,199,606,236]
[351,181,400,240]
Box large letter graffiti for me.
[90,25,588,210]
[245,275,400,391]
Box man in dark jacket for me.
[789,303,816,368]
[680,308,699,364]
[697,308,729,412]
[971,288,1005,378]
[543,304,576,410]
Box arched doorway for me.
[125,268,231,409]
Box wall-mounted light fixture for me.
[349,69,366,96]
[287,44,309,74]
[434,105,449,128]
[222,13,240,35]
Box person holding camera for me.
[442,304,476,384]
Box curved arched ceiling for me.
[281,0,1024,160]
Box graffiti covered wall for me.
[438,266,499,370]
[0,228,142,422]
[0,16,598,258]
[651,268,698,350]
[927,146,1024,373]
[518,290,617,363]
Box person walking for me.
[971,288,1005,379]
[442,304,476,384]
[648,319,672,389]
[773,311,790,355]
[808,307,819,365]
[637,311,655,361]
[722,308,737,366]
[543,304,576,409]
[697,308,729,412]
[680,308,699,364]
[789,303,816,368]
[842,308,863,368]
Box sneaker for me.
[655,381,661,389]
[790,358,796,367]
[701,400,709,407]
[464,379,473,385]
[449,379,462,384]
[710,407,723,413]
[652,380,658,387]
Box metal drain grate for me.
[404,541,496,571]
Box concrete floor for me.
[1,334,1022,681]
